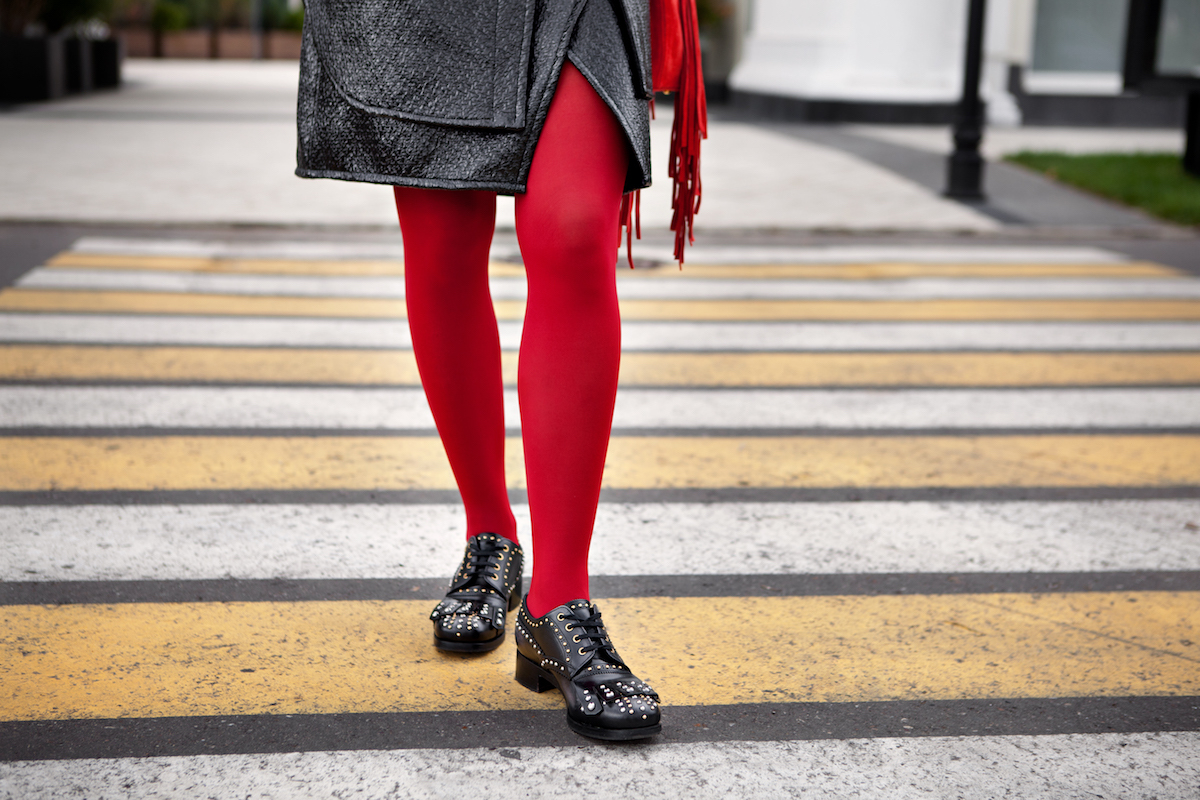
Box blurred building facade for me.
[711,0,1184,126]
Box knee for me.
[518,196,617,271]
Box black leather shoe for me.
[430,533,523,653]
[514,598,661,741]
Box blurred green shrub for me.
[262,0,300,31]
[150,0,187,30]
[696,0,730,30]
[108,0,301,29]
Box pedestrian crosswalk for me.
[1,238,1199,797]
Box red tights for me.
[394,63,627,617]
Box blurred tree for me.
[150,0,184,55]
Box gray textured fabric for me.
[296,0,652,194]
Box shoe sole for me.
[433,633,505,653]
[432,591,522,654]
[514,652,661,741]
[567,717,662,742]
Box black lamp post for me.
[945,0,988,200]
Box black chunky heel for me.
[514,652,556,693]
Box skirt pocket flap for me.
[305,0,535,129]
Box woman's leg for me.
[394,186,518,543]
[515,62,628,617]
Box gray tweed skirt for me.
[295,0,652,195]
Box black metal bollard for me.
[945,0,988,200]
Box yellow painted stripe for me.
[2,435,1197,491]
[46,252,1182,279]
[2,592,1196,721]
[44,252,527,278]
[4,289,1200,321]
[5,345,1200,388]
[0,345,417,385]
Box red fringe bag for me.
[619,0,707,266]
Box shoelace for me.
[565,608,620,666]
[457,538,505,588]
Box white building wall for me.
[729,0,1028,123]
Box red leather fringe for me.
[668,0,706,265]
[619,0,707,268]
[618,188,640,269]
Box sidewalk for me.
[0,59,1189,235]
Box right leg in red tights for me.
[393,186,518,544]
[516,62,628,617]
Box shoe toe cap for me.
[570,690,660,729]
[436,612,500,643]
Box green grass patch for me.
[1004,151,1200,227]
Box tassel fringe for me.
[619,0,707,268]
[668,0,707,265]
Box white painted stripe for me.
[70,236,411,262]
[618,322,1200,351]
[18,268,410,298]
[614,387,1200,429]
[21,268,1200,300]
[0,313,414,348]
[5,501,1199,582]
[657,244,1130,265]
[70,236,1127,264]
[6,387,1200,430]
[2,732,1195,800]
[6,314,1200,350]
[0,386,433,428]
[626,322,1200,352]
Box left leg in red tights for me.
[517,62,629,617]
[393,187,518,544]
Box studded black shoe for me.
[514,598,661,741]
[429,533,523,653]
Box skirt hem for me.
[294,168,529,196]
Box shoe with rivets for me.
[514,597,661,741]
[429,533,523,653]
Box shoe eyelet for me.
[556,614,566,621]
[572,635,581,642]
[578,648,586,655]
